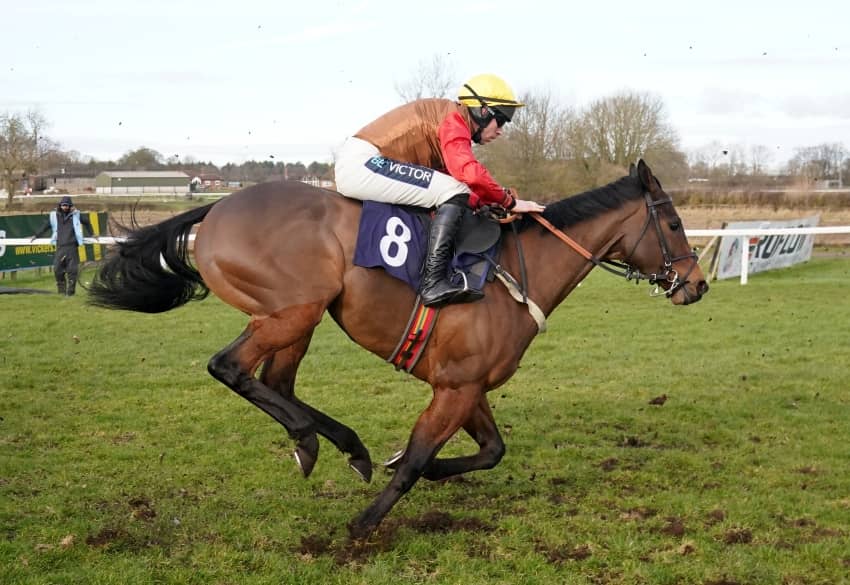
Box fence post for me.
[739,236,749,285]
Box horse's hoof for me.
[294,433,319,478]
[348,456,373,483]
[383,448,405,469]
[347,520,376,541]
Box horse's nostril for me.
[697,280,709,296]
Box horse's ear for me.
[628,162,637,177]
[636,159,657,191]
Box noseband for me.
[530,192,699,298]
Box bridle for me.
[530,192,699,298]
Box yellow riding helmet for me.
[457,74,524,110]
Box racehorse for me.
[88,159,707,539]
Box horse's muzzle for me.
[675,279,709,305]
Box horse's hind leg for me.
[296,401,372,482]
[261,338,373,482]
[207,303,323,475]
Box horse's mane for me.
[516,174,643,232]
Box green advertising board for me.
[0,212,109,272]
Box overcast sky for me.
[2,0,848,170]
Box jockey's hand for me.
[512,198,546,214]
[476,203,509,221]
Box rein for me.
[529,192,698,298]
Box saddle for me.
[353,201,502,295]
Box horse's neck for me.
[517,202,640,313]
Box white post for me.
[739,236,749,285]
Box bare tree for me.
[477,89,579,199]
[565,91,685,186]
[824,143,845,180]
[785,143,847,184]
[480,90,691,196]
[573,91,679,167]
[394,54,456,102]
[509,90,575,162]
[690,141,727,172]
[0,109,51,205]
[719,146,747,178]
[747,144,773,176]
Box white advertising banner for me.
[716,216,819,280]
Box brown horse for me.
[89,159,707,538]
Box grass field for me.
[1,259,849,584]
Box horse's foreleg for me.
[418,396,505,481]
[348,385,480,539]
[384,396,504,479]
[261,343,373,482]
[207,304,322,476]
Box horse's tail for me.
[88,202,218,313]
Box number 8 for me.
[379,217,411,267]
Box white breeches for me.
[334,137,469,209]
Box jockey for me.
[336,73,546,307]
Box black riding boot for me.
[56,279,66,295]
[66,277,77,296]
[419,203,483,307]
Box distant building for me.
[814,179,843,189]
[37,172,96,193]
[199,173,223,190]
[188,173,226,192]
[301,177,335,189]
[95,171,190,194]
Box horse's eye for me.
[669,221,681,231]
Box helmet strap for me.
[462,84,491,110]
[471,126,483,144]
[463,84,494,144]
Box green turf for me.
[1,259,848,584]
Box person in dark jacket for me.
[32,196,96,295]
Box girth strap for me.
[495,271,547,333]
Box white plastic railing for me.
[3,237,127,246]
[685,226,850,284]
[3,237,122,246]
[3,227,850,285]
